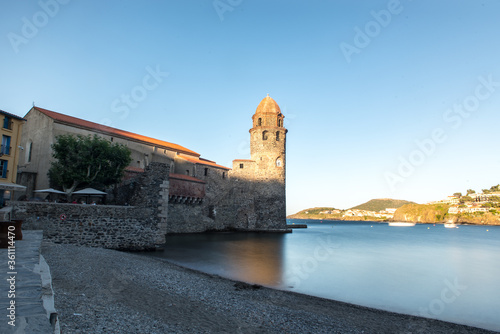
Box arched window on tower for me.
[278,119,282,127]
[262,131,268,141]
[276,131,280,141]
[258,118,262,126]
[276,158,282,167]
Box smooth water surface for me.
[146,221,500,331]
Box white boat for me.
[444,223,458,228]
[388,222,416,227]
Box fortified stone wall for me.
[167,165,229,233]
[10,202,159,250]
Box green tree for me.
[48,135,132,196]
[466,189,476,195]
[489,196,500,202]
[490,184,500,192]
[453,192,462,198]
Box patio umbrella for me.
[34,188,66,194]
[0,183,27,191]
[72,187,107,204]
[72,188,107,195]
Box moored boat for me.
[388,222,416,227]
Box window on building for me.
[204,168,208,176]
[262,131,268,141]
[276,131,280,141]
[258,118,262,126]
[3,117,11,130]
[239,163,244,169]
[27,141,33,162]
[1,135,11,155]
[222,172,226,179]
[0,160,7,178]
[208,205,216,219]
[278,119,282,127]
[276,158,282,167]
[186,169,190,176]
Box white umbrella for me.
[0,182,27,191]
[73,188,107,195]
[34,188,66,194]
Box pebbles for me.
[42,241,494,334]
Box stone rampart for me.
[10,202,159,251]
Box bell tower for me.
[229,94,288,231]
[249,94,287,182]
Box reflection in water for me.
[150,233,285,286]
[144,222,500,332]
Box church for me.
[17,95,288,233]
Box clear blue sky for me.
[1,1,499,214]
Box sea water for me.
[145,220,500,331]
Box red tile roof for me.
[178,154,230,170]
[255,95,281,114]
[31,106,200,157]
[169,173,206,184]
[233,159,255,162]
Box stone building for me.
[228,94,287,230]
[17,106,229,196]
[17,95,288,233]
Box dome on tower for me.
[255,94,281,114]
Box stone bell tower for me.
[231,94,288,230]
[249,94,287,182]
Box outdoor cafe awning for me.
[72,188,107,196]
[34,188,66,194]
[0,182,27,191]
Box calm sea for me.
[145,220,500,331]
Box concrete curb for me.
[34,254,59,334]
[0,230,57,334]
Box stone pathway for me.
[0,230,57,333]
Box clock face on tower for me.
[276,158,282,167]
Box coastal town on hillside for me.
[292,186,500,222]
[427,186,500,215]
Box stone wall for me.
[123,162,169,245]
[10,202,159,250]
[10,162,171,250]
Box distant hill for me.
[349,198,415,212]
[287,207,342,220]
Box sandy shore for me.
[41,241,496,334]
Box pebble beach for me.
[41,241,496,334]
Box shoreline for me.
[42,240,497,333]
[287,217,500,226]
